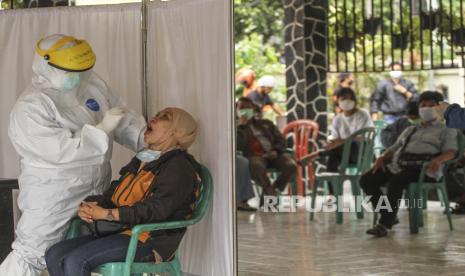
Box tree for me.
[234,0,284,51]
[1,0,23,9]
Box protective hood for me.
[35,35,96,72]
[32,34,93,92]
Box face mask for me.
[338,99,355,111]
[390,70,402,79]
[136,149,162,162]
[62,73,81,90]
[419,107,436,122]
[238,108,254,120]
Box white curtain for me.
[0,4,143,178]
[0,1,234,275]
[147,1,233,275]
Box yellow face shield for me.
[35,36,96,72]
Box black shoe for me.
[366,224,388,237]
[451,203,465,214]
[386,217,400,229]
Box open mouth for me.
[144,124,153,135]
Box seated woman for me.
[45,107,200,276]
[303,88,373,193]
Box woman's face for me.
[144,110,173,145]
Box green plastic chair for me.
[406,131,465,234]
[373,120,388,157]
[309,127,376,224]
[65,164,213,276]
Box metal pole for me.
[141,0,149,121]
[335,0,340,72]
[229,0,237,274]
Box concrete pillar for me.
[284,0,328,137]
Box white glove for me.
[96,107,128,134]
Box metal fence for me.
[327,0,465,72]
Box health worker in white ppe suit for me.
[0,34,147,276]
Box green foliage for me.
[234,0,286,119]
[1,0,24,9]
[437,0,465,31]
[328,2,363,38]
[235,33,284,77]
[234,0,284,49]
[327,0,460,72]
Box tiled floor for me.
[238,198,465,276]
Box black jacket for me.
[237,118,286,157]
[380,117,413,148]
[370,78,418,115]
[85,149,201,260]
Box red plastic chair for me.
[283,120,320,196]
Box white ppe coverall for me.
[0,50,146,276]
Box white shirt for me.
[331,108,374,140]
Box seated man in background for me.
[303,88,373,193]
[381,101,420,148]
[236,97,297,196]
[361,91,457,237]
[246,76,285,116]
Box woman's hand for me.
[79,201,108,221]
[78,202,94,223]
[324,139,344,150]
[372,157,385,173]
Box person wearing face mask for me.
[236,97,297,198]
[0,34,146,276]
[370,61,418,124]
[380,101,420,148]
[361,91,458,237]
[44,107,200,276]
[332,73,354,114]
[246,75,285,116]
[303,88,373,193]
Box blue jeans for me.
[45,234,154,276]
[236,154,255,202]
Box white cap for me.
[257,75,275,88]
